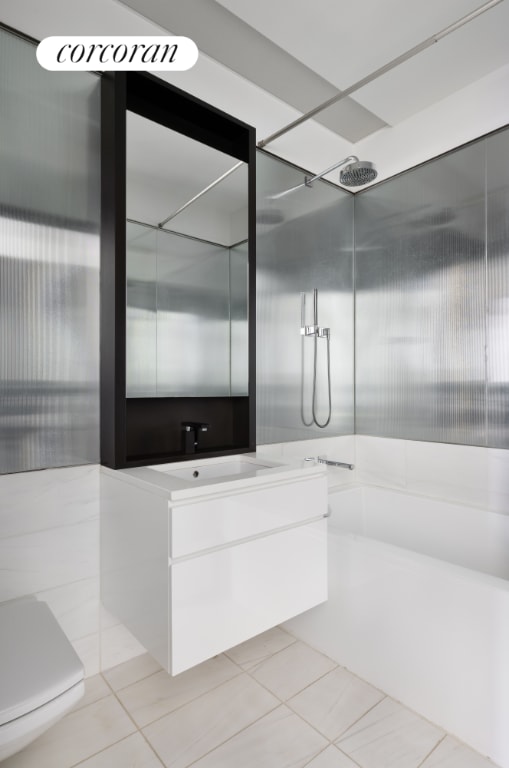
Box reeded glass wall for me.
[487,130,509,448]
[256,151,354,444]
[230,241,249,396]
[356,128,509,448]
[126,222,248,397]
[0,28,100,473]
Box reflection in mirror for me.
[125,111,248,399]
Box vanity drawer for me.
[170,475,327,558]
[170,519,327,674]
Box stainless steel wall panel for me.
[0,29,100,474]
[256,152,354,444]
[355,143,487,445]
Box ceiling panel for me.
[213,0,494,87]
[352,0,509,123]
[118,0,387,141]
[1,0,509,189]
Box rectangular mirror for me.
[125,113,248,399]
[101,72,255,468]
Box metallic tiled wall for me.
[256,151,354,444]
[0,29,100,473]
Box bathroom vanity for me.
[101,456,327,674]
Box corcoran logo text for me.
[36,36,198,71]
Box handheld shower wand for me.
[300,289,332,429]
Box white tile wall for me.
[355,435,407,489]
[258,435,357,490]
[353,435,509,514]
[0,434,507,687]
[486,448,509,515]
[0,464,144,677]
[405,441,491,507]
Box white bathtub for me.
[284,485,509,768]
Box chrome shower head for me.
[340,160,377,187]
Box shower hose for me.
[300,332,332,428]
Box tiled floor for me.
[3,627,500,768]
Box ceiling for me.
[2,0,509,193]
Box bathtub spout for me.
[305,456,354,470]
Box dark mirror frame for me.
[100,72,256,469]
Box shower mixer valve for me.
[301,324,319,336]
[301,324,330,337]
[300,290,330,337]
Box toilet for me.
[0,598,85,761]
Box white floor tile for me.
[225,626,296,670]
[71,632,100,678]
[189,705,328,768]
[248,640,336,700]
[100,622,147,672]
[102,652,162,692]
[143,673,279,768]
[116,654,240,728]
[336,697,444,768]
[304,745,359,767]
[0,633,497,768]
[75,674,111,711]
[288,666,385,740]
[420,735,500,768]
[75,733,163,767]
[1,696,136,768]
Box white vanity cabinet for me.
[101,458,328,674]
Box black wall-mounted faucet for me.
[181,422,209,454]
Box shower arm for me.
[157,160,243,229]
[304,156,358,187]
[269,155,361,200]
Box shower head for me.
[267,155,378,200]
[339,160,377,187]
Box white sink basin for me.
[164,458,270,482]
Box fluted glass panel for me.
[256,152,354,444]
[230,241,249,396]
[487,129,509,448]
[156,231,230,396]
[355,143,486,444]
[0,28,100,474]
[126,225,233,397]
[126,223,157,396]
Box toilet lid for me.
[0,600,84,726]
